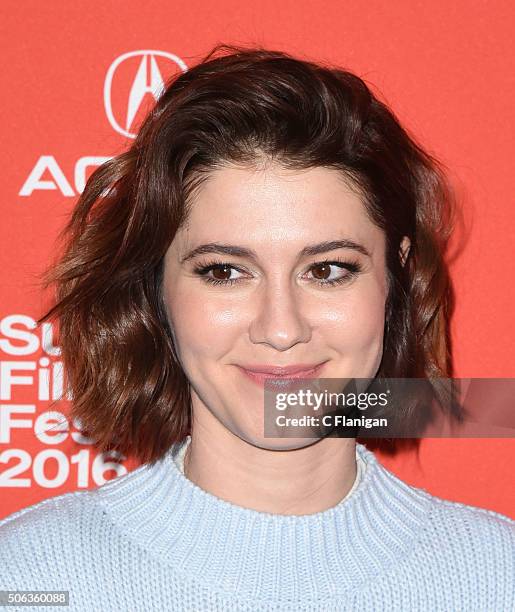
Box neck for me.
[183,425,357,515]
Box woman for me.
[0,44,513,611]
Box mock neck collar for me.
[93,439,431,600]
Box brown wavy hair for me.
[37,43,459,465]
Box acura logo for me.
[104,50,188,138]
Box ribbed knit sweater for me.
[0,440,513,611]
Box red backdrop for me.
[1,1,514,519]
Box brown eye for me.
[194,262,247,285]
[307,260,361,286]
[312,263,331,281]
[212,265,233,280]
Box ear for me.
[399,236,411,267]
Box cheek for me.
[351,292,386,345]
[164,286,241,361]
[319,283,386,348]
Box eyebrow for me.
[180,239,371,264]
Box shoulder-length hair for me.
[38,44,459,465]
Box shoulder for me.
[372,463,515,605]
[423,488,515,535]
[361,443,514,552]
[0,456,158,552]
[0,489,95,542]
[415,485,514,571]
[0,489,106,590]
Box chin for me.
[239,433,322,452]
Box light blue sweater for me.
[0,440,513,611]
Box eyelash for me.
[192,258,363,287]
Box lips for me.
[236,362,327,387]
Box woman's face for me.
[163,162,391,448]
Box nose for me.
[248,281,312,351]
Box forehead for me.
[174,163,384,257]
